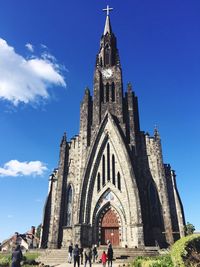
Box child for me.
[101,251,107,267]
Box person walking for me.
[101,251,107,267]
[84,247,92,267]
[11,245,23,267]
[92,244,98,263]
[73,244,80,267]
[107,243,113,267]
[68,243,73,264]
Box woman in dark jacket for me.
[11,245,23,267]
[107,244,113,267]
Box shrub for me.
[0,254,11,267]
[0,251,40,267]
[23,252,40,265]
[171,234,200,267]
[132,255,173,267]
[132,256,144,267]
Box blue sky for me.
[0,0,200,242]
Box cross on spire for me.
[103,5,113,16]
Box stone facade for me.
[40,14,185,249]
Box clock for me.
[102,68,113,78]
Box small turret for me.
[60,132,67,147]
[154,125,160,141]
[127,82,132,93]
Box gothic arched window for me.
[100,84,104,103]
[117,172,121,191]
[66,186,72,226]
[100,57,103,67]
[102,155,105,186]
[106,83,109,102]
[107,143,110,181]
[112,155,115,185]
[105,44,110,66]
[97,173,101,191]
[111,82,115,102]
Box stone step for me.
[37,248,159,266]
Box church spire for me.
[103,5,113,35]
[104,15,112,35]
[95,5,120,68]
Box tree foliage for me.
[36,224,42,239]
[184,222,195,235]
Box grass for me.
[0,251,40,267]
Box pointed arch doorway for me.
[100,208,120,246]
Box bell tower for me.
[93,6,124,128]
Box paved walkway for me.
[57,263,121,267]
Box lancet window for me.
[111,82,115,102]
[66,186,72,226]
[117,172,121,191]
[105,44,110,66]
[106,83,109,102]
[96,144,122,192]
[107,143,110,181]
[97,173,101,191]
[112,154,115,185]
[102,155,105,186]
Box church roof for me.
[104,15,112,35]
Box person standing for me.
[92,244,98,263]
[73,244,80,267]
[107,244,113,267]
[80,246,83,265]
[84,247,92,267]
[101,251,107,267]
[68,243,73,264]
[11,245,23,267]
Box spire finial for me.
[103,5,113,35]
[103,5,113,16]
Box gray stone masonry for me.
[40,13,185,249]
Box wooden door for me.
[101,209,119,246]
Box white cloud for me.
[0,160,47,177]
[25,43,34,52]
[41,43,48,49]
[0,38,66,106]
[35,198,42,203]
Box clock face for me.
[102,68,113,78]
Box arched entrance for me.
[100,208,120,246]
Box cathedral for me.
[40,8,185,249]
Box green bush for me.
[132,256,144,267]
[23,251,40,265]
[171,234,200,267]
[132,255,173,267]
[0,251,40,267]
[0,254,11,267]
[23,252,40,261]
